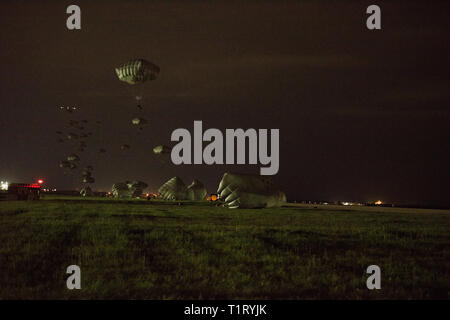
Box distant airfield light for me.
[375,200,383,205]
[1,181,8,190]
[37,179,44,184]
[208,194,218,202]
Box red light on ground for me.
[37,179,44,184]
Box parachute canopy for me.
[67,154,80,162]
[187,179,207,201]
[153,145,171,155]
[60,106,77,113]
[112,180,148,198]
[115,59,160,85]
[80,187,93,197]
[82,176,95,184]
[217,173,287,209]
[132,117,147,126]
[158,177,188,200]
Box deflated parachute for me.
[186,179,207,201]
[217,173,287,209]
[112,181,148,198]
[158,177,188,200]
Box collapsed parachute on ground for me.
[158,177,188,200]
[115,59,160,85]
[217,173,286,209]
[186,179,207,201]
[153,145,171,155]
[112,181,148,198]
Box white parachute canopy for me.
[186,179,207,201]
[158,177,188,200]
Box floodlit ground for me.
[0,196,448,299]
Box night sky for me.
[1,1,449,205]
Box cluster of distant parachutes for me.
[56,59,174,186]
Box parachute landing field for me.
[0,197,448,299]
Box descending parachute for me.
[59,160,71,168]
[131,117,147,126]
[60,106,78,113]
[81,166,95,184]
[115,59,160,85]
[80,187,93,197]
[67,154,80,162]
[131,117,147,131]
[153,145,171,155]
[121,144,130,150]
[82,176,95,184]
[116,59,160,110]
[67,133,78,140]
[60,159,76,170]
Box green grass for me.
[0,197,449,299]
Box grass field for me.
[0,196,449,299]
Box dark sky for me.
[1,0,449,205]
